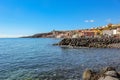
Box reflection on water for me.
[0,38,120,80]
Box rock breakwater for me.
[54,38,120,48]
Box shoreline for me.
[59,45,89,49]
[59,44,120,49]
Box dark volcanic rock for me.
[55,37,120,48]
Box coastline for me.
[58,43,120,49]
[59,45,89,49]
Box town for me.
[25,23,120,38]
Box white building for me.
[117,28,120,34]
[102,29,117,36]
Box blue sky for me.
[0,0,120,37]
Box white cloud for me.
[84,20,89,22]
[90,20,95,22]
[84,20,95,23]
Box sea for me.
[0,38,120,80]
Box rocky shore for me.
[54,37,120,48]
[82,67,120,80]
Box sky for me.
[0,0,120,38]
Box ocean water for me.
[0,38,120,80]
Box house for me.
[80,30,95,38]
[116,28,120,35]
[102,29,116,36]
[114,28,120,38]
[102,29,120,35]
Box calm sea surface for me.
[0,38,120,80]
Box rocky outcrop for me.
[55,37,120,48]
[82,67,120,80]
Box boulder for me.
[98,76,119,80]
[105,71,117,77]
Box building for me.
[117,28,120,34]
[102,28,120,37]
[102,29,117,36]
[80,30,95,38]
